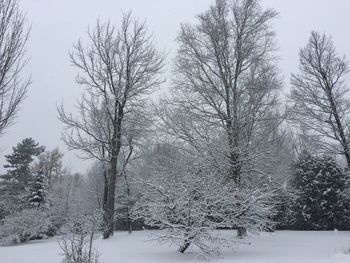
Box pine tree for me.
[0,138,45,213]
[290,151,349,230]
[28,170,46,208]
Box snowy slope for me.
[0,231,349,263]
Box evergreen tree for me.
[2,138,45,187]
[0,138,45,213]
[28,170,46,208]
[290,151,349,230]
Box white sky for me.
[0,0,349,174]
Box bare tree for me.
[172,0,279,182]
[0,0,30,135]
[59,213,102,263]
[58,12,164,238]
[158,0,280,237]
[290,31,350,168]
[34,147,64,191]
[85,162,105,211]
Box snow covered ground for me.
[1,230,350,263]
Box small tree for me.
[36,148,64,190]
[133,173,277,254]
[290,151,349,230]
[28,170,46,208]
[132,143,278,254]
[59,213,102,263]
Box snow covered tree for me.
[157,0,282,237]
[35,147,64,191]
[28,170,46,208]
[0,138,45,214]
[84,162,105,212]
[58,12,164,239]
[2,138,45,187]
[290,31,350,168]
[132,143,278,254]
[0,209,52,244]
[59,212,102,263]
[171,0,280,182]
[134,175,278,254]
[290,151,350,230]
[43,170,101,236]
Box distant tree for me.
[290,151,349,230]
[0,0,30,136]
[28,170,46,208]
[290,31,350,168]
[0,138,44,213]
[2,138,45,187]
[56,172,85,215]
[288,125,321,159]
[1,138,44,191]
[85,162,104,211]
[35,147,64,191]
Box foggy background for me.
[1,0,348,174]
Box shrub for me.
[0,209,52,244]
[290,152,350,230]
[59,213,101,263]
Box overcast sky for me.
[1,0,348,174]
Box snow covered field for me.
[1,230,350,263]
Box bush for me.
[59,213,102,263]
[289,152,350,230]
[133,173,277,254]
[0,209,52,244]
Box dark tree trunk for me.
[179,240,191,253]
[102,167,108,212]
[126,208,132,234]
[103,155,117,239]
[125,171,132,234]
[103,103,123,239]
[327,91,350,169]
[122,132,134,234]
[125,182,132,234]
[102,164,109,237]
[237,226,247,238]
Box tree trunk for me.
[126,207,132,234]
[124,167,132,234]
[103,156,117,239]
[237,226,247,238]
[103,103,123,239]
[88,221,96,263]
[125,184,132,234]
[102,164,109,236]
[332,106,350,168]
[326,88,350,169]
[179,240,191,253]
